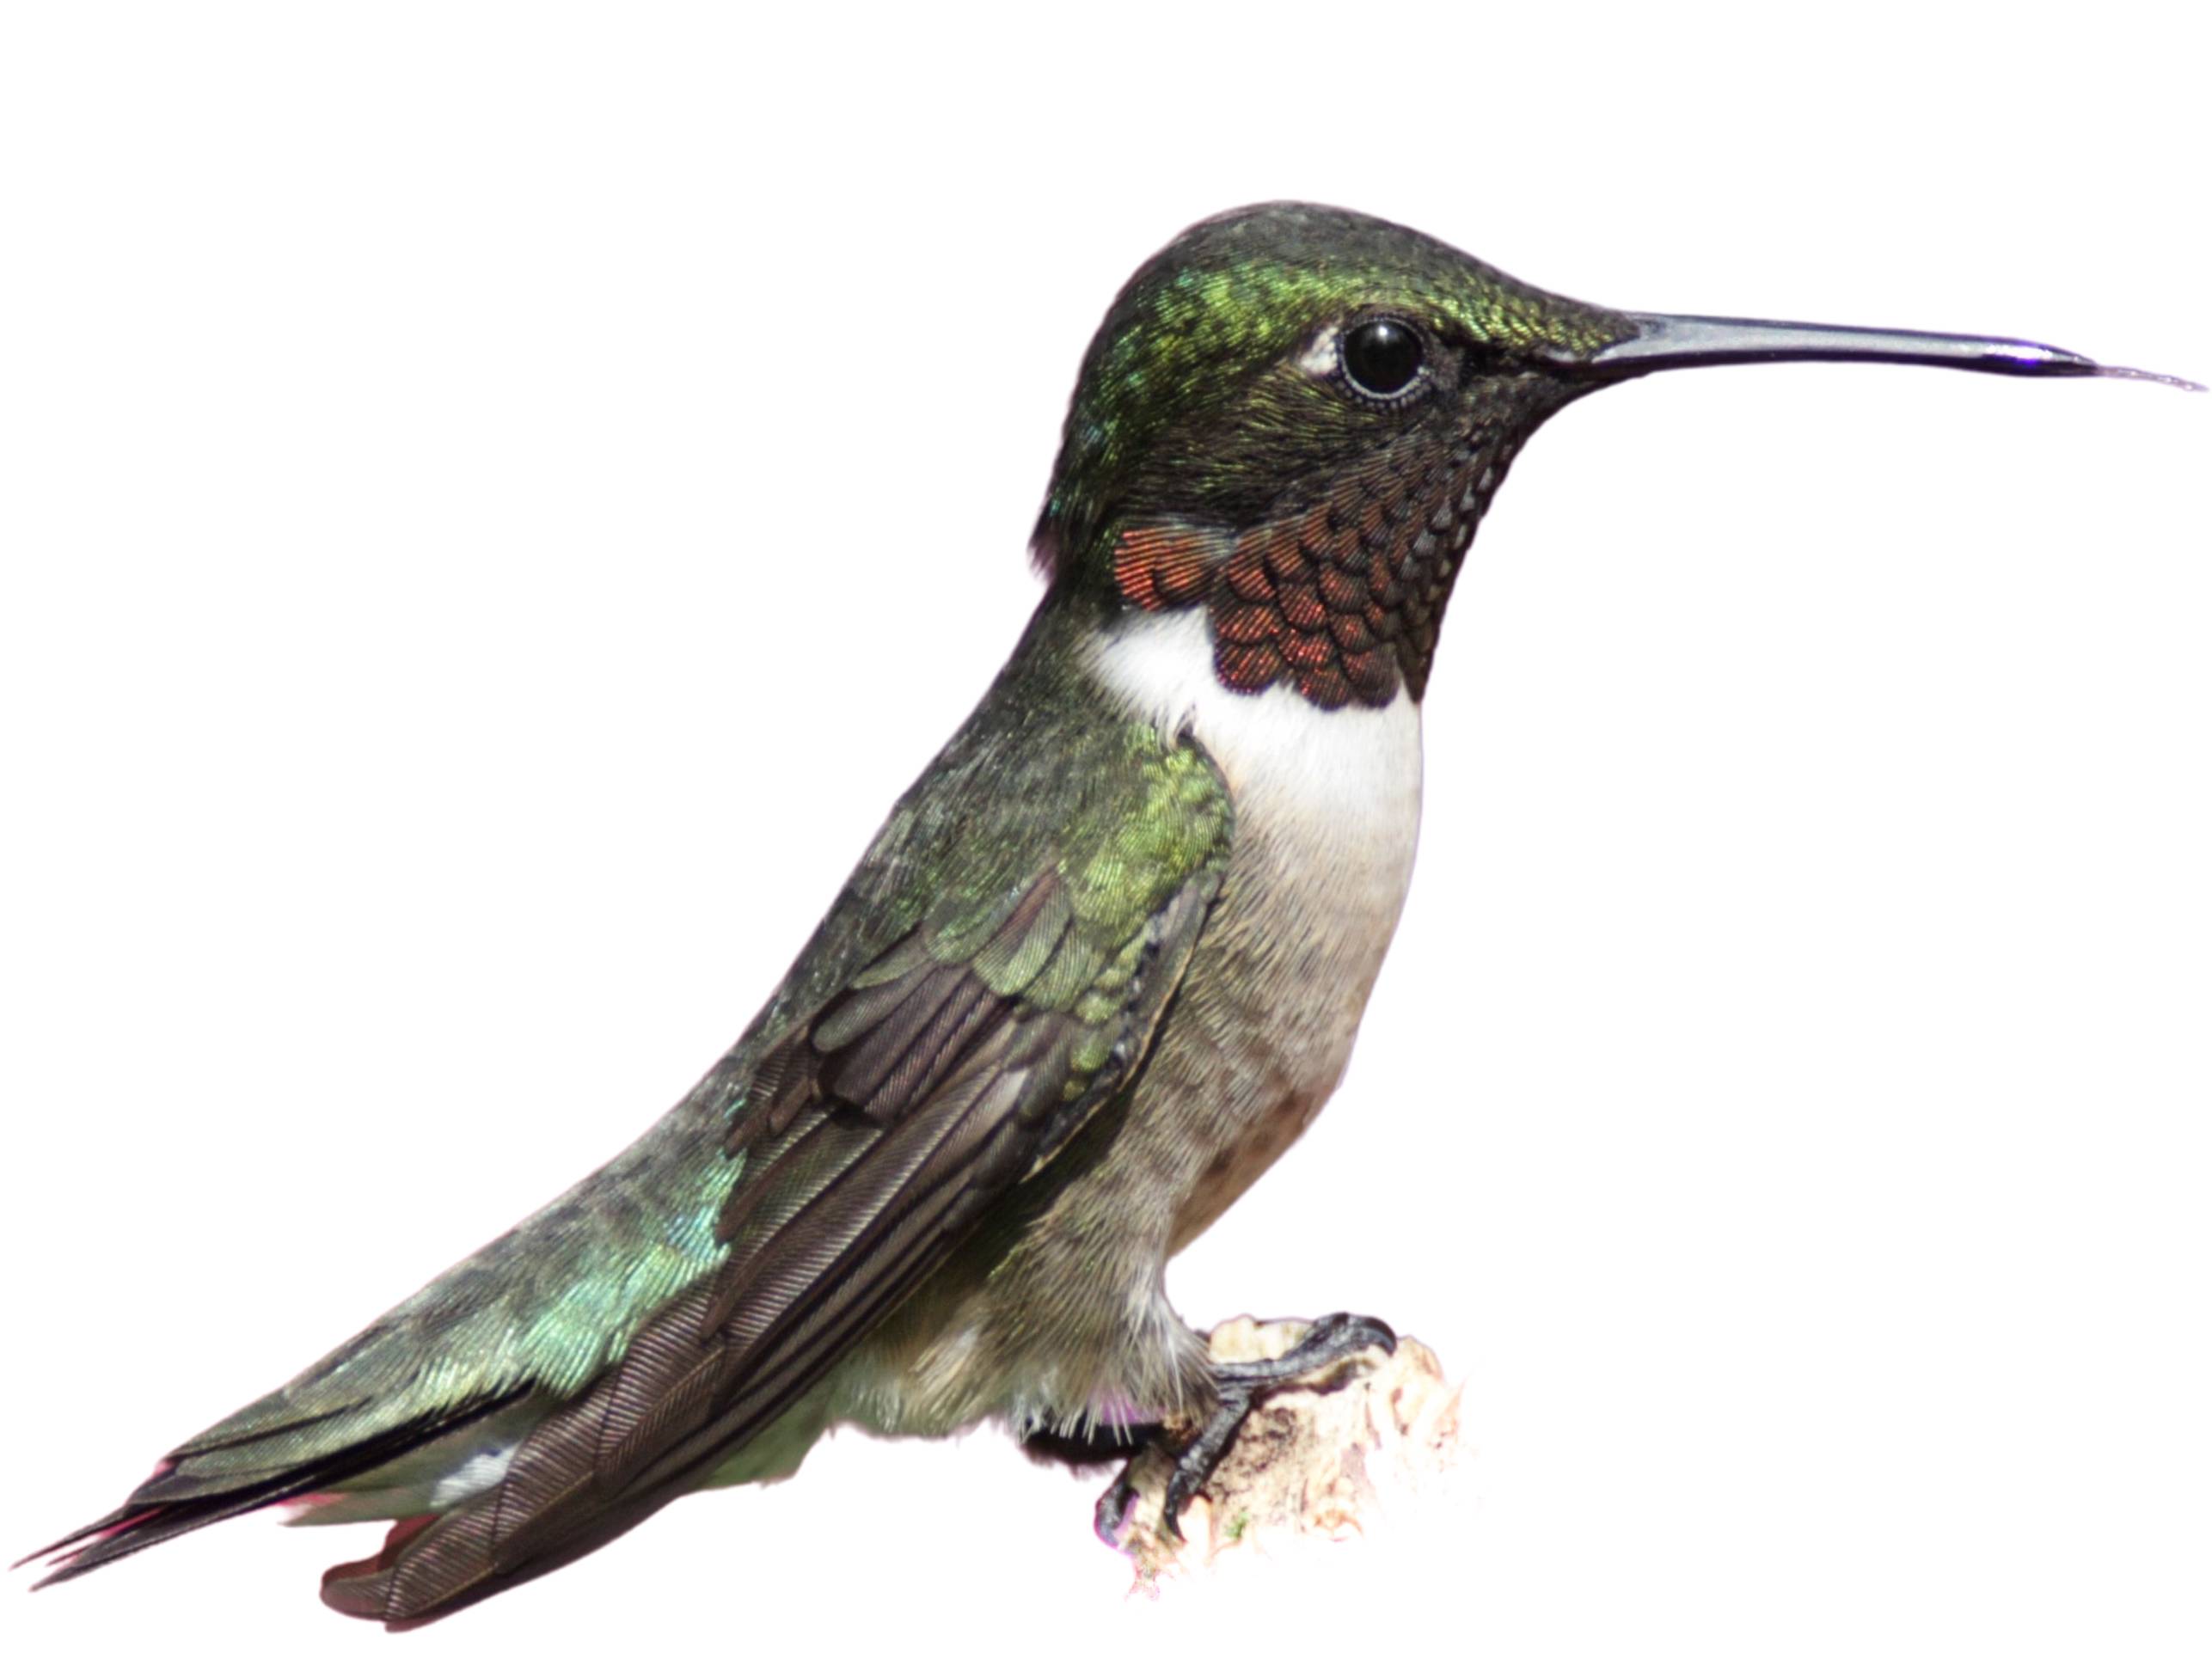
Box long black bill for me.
[1561,313,2202,390]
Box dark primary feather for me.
[320,838,1224,1623]
[28,615,1233,1626]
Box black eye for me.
[1340,318,1425,398]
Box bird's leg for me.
[1093,1312,1397,1545]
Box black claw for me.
[1212,1311,1397,1391]
[1093,1470,1140,1546]
[1098,1313,1399,1547]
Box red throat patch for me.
[1110,434,1496,709]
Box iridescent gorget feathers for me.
[1034,204,1628,707]
[1109,398,1560,707]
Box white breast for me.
[1084,608,1425,905]
[1083,609,1426,1246]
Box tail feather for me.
[316,1069,1008,1625]
[20,1074,744,1611]
[23,1390,526,1589]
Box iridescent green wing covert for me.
[315,718,1233,1622]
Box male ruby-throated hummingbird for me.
[25,204,2197,1625]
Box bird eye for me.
[1340,318,1425,399]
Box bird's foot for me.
[1094,1312,1396,1547]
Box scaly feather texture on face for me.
[1032,203,1631,707]
[1038,205,1631,562]
[1108,392,1562,707]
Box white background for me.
[3,4,2205,1656]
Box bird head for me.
[1033,202,2193,709]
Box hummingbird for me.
[24,203,2197,1626]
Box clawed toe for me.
[1094,1311,1398,1547]
[1093,1467,1142,1545]
[1217,1312,1396,1388]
